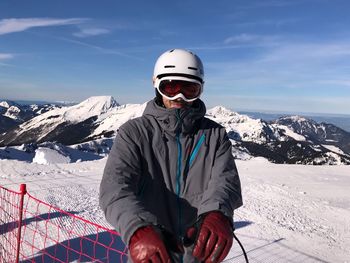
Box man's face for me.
[162,96,193,109]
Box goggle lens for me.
[158,80,202,100]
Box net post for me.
[15,184,27,263]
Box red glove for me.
[129,226,171,263]
[192,211,233,263]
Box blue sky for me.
[0,0,349,114]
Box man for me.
[100,49,243,263]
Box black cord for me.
[233,232,249,263]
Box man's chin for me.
[170,102,189,109]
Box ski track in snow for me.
[1,158,350,263]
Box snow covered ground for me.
[1,157,349,262]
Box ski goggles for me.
[156,79,202,102]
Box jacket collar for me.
[143,98,206,136]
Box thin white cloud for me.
[202,39,350,109]
[73,27,110,38]
[0,62,13,67]
[239,0,300,9]
[56,36,142,60]
[0,53,14,66]
[318,79,350,87]
[235,18,303,28]
[0,18,87,35]
[187,34,284,51]
[224,33,281,45]
[257,42,350,66]
[224,34,257,44]
[0,53,14,60]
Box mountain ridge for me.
[1,97,349,165]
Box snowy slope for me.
[206,106,350,164]
[19,95,118,129]
[0,96,119,146]
[206,106,304,143]
[62,96,119,122]
[207,106,276,144]
[273,115,350,153]
[87,102,147,140]
[1,158,349,262]
[0,100,61,123]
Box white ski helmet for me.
[153,49,205,90]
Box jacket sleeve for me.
[197,128,243,222]
[99,124,158,245]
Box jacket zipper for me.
[175,110,184,263]
[176,131,182,234]
[175,110,182,236]
[175,112,206,262]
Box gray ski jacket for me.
[100,98,242,262]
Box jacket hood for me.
[143,98,206,135]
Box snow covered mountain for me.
[0,96,120,146]
[1,97,349,164]
[206,107,350,165]
[273,116,350,154]
[0,100,61,134]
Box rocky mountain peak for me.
[0,100,19,109]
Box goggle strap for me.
[156,73,203,84]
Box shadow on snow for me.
[20,231,127,263]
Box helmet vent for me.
[164,65,175,68]
[188,67,197,70]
